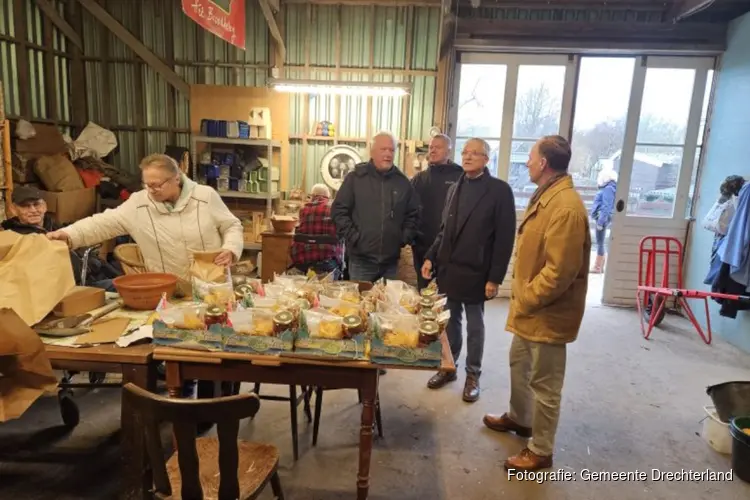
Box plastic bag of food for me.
[274,273,309,291]
[229,308,275,336]
[373,313,419,348]
[322,282,361,303]
[319,294,360,317]
[159,303,208,330]
[263,282,287,299]
[303,309,345,340]
[248,294,279,309]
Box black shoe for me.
[463,375,480,403]
[379,369,387,375]
[427,371,458,389]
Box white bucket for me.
[701,406,732,454]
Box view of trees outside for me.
[453,59,711,217]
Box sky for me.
[456,56,713,141]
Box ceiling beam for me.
[76,0,189,97]
[32,0,83,50]
[259,0,286,66]
[669,0,717,22]
[283,0,443,6]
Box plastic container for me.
[729,416,750,483]
[701,406,732,454]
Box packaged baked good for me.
[436,309,450,334]
[374,313,419,348]
[323,282,360,303]
[303,309,345,340]
[229,308,276,336]
[160,304,208,330]
[249,294,279,309]
[319,294,360,317]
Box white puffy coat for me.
[62,178,244,283]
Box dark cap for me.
[11,185,43,204]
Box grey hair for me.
[370,131,397,149]
[464,137,490,156]
[139,153,180,176]
[310,183,330,197]
[431,133,452,149]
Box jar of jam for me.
[420,287,437,299]
[418,321,440,348]
[296,298,312,311]
[418,297,435,313]
[235,284,254,302]
[273,310,295,335]
[419,308,437,323]
[205,305,228,327]
[343,314,365,338]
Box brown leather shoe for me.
[504,448,553,471]
[427,371,457,389]
[482,413,532,438]
[462,375,480,402]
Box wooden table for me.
[45,344,156,500]
[154,335,455,500]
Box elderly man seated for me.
[1,186,120,290]
[290,183,344,278]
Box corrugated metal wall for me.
[0,0,442,192]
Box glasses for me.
[142,177,174,192]
[461,150,487,158]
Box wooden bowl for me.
[113,272,179,310]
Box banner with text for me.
[182,0,246,50]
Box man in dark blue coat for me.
[422,138,516,402]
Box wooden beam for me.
[259,0,286,66]
[267,0,280,12]
[32,0,84,51]
[669,0,717,22]
[283,0,442,6]
[75,0,190,97]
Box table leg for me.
[165,361,183,398]
[120,363,156,500]
[357,370,379,500]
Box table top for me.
[154,333,456,373]
[45,343,154,365]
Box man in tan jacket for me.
[483,135,590,472]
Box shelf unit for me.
[190,135,283,219]
[0,119,11,221]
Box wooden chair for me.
[123,383,284,500]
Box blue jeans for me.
[348,257,398,282]
[595,226,607,256]
[446,298,485,376]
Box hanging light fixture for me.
[268,78,410,97]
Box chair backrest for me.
[123,383,261,500]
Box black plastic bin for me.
[729,416,750,483]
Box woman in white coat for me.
[47,153,244,289]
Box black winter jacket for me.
[410,160,463,255]
[426,169,516,303]
[331,161,420,266]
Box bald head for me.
[370,131,397,171]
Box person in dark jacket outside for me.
[332,131,420,282]
[421,138,516,402]
[589,167,616,273]
[410,134,463,290]
[1,186,120,290]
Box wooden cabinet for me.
[260,231,293,282]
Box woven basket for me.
[114,243,146,275]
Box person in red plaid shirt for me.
[290,184,344,276]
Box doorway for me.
[449,53,715,306]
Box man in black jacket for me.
[422,138,516,402]
[332,132,420,282]
[1,186,120,290]
[411,134,463,290]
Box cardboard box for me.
[224,329,294,355]
[368,316,442,368]
[41,187,97,224]
[54,286,105,317]
[151,321,228,351]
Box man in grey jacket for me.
[332,132,420,282]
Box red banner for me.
[182,0,246,50]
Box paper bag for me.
[0,308,59,422]
[0,232,76,325]
[189,250,232,306]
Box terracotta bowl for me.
[271,217,297,233]
[113,272,179,310]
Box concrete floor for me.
[2,300,750,499]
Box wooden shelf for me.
[289,135,368,143]
[193,135,283,148]
[218,190,281,200]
